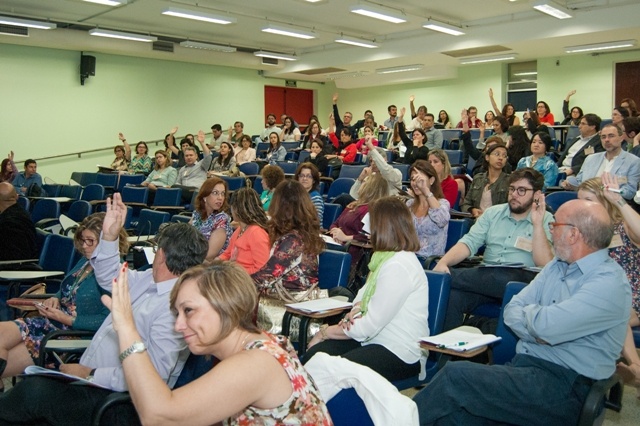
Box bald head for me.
[0,182,18,212]
[557,199,613,250]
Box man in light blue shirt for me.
[12,159,43,196]
[434,168,554,330]
[414,199,630,425]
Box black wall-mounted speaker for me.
[81,55,96,76]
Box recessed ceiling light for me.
[335,35,379,48]
[83,0,128,6]
[349,4,406,24]
[88,28,157,42]
[261,24,316,40]
[460,54,517,65]
[564,40,636,53]
[162,7,236,25]
[422,19,465,36]
[532,0,572,19]
[0,16,56,30]
[376,64,424,74]
[254,50,297,61]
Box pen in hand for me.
[52,351,65,365]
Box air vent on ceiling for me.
[152,41,174,53]
[442,45,511,58]
[0,24,28,37]
[262,57,278,66]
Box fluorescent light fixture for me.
[261,24,316,40]
[335,35,379,48]
[83,0,128,6]
[460,54,517,65]
[326,71,370,80]
[254,50,297,61]
[513,71,538,76]
[0,16,56,29]
[162,7,236,25]
[532,1,572,19]
[180,41,236,52]
[564,40,636,53]
[422,19,465,36]
[376,64,424,74]
[349,4,406,24]
[88,28,157,42]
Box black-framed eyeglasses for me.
[548,222,576,231]
[508,186,534,196]
[79,238,97,247]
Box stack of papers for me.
[420,329,501,352]
[286,297,352,314]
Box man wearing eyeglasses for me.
[434,168,554,331]
[563,123,640,201]
[415,198,630,425]
[332,93,357,140]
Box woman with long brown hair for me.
[251,180,325,292]
[218,187,270,274]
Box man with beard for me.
[260,113,280,141]
[434,168,554,331]
[414,199,630,425]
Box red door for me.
[264,86,314,127]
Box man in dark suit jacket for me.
[556,113,602,176]
[0,182,37,261]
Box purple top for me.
[406,198,450,257]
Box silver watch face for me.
[132,341,146,353]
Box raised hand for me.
[489,88,494,97]
[118,132,126,142]
[332,93,338,103]
[399,107,406,117]
[102,262,135,334]
[531,192,546,226]
[409,95,415,103]
[8,151,14,161]
[197,130,205,144]
[601,172,623,204]
[170,126,178,135]
[103,193,127,241]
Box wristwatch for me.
[119,341,147,362]
[85,368,96,382]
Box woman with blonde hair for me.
[141,150,177,189]
[428,149,459,207]
[304,196,429,382]
[251,180,325,293]
[329,173,387,266]
[191,177,233,261]
[578,174,640,394]
[106,260,332,425]
[218,188,270,274]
